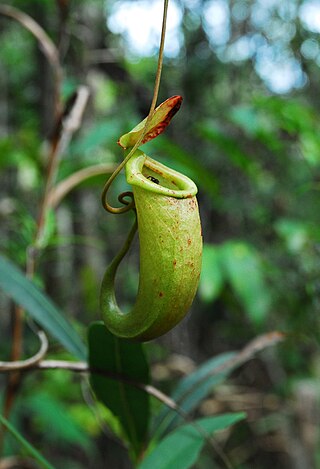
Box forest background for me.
[1,0,320,468]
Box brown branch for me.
[0,332,48,372]
[37,360,181,413]
[0,332,284,396]
[0,330,48,451]
[0,456,39,469]
[36,362,233,468]
[208,331,285,377]
[1,306,25,431]
[9,306,24,366]
[33,85,90,261]
[4,358,231,466]
[47,164,116,209]
[0,331,284,469]
[159,331,285,422]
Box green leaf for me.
[0,414,56,469]
[199,244,224,302]
[220,241,271,324]
[139,413,245,469]
[199,241,272,324]
[88,322,150,458]
[274,218,316,253]
[118,96,182,149]
[153,352,235,437]
[26,392,91,449]
[0,254,86,360]
[198,121,259,178]
[229,105,262,136]
[229,105,283,152]
[300,130,320,165]
[71,120,121,156]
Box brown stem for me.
[2,306,24,411]
[47,163,116,209]
[0,332,48,371]
[0,456,39,469]
[35,85,90,246]
[9,307,24,365]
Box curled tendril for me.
[101,156,133,214]
[101,139,145,214]
[118,191,135,208]
[101,171,135,214]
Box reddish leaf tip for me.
[140,95,183,145]
[117,95,183,149]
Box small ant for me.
[147,175,160,184]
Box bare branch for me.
[0,331,284,405]
[48,164,116,208]
[0,331,48,372]
[0,456,39,469]
[0,331,284,469]
[35,85,90,248]
[209,331,285,377]
[56,85,90,153]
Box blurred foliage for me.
[1,0,320,467]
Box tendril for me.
[118,191,135,208]
[101,149,137,214]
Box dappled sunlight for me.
[106,0,318,94]
[107,0,183,57]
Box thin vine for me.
[101,0,169,215]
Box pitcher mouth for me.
[125,150,198,199]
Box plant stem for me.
[149,0,169,115]
[101,0,170,214]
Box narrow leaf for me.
[26,392,91,449]
[199,244,224,302]
[197,121,260,178]
[118,96,182,149]
[220,241,271,324]
[153,352,236,437]
[88,322,150,457]
[0,254,86,360]
[139,413,245,469]
[0,414,56,469]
